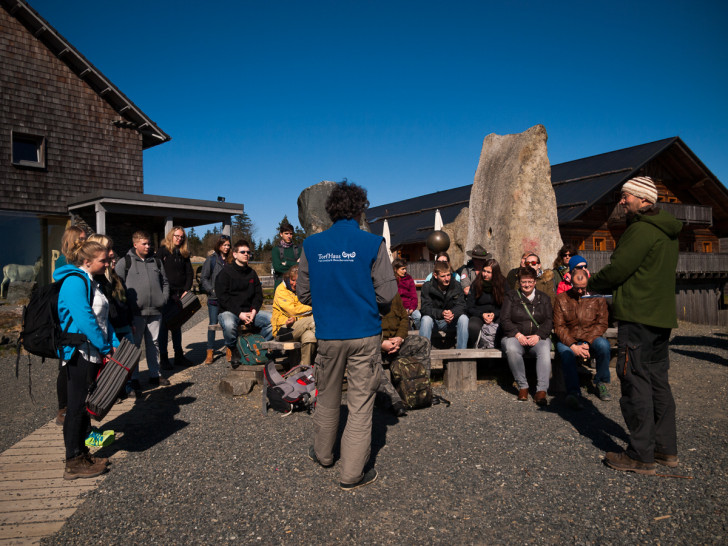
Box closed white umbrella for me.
[434,209,443,231]
[382,219,393,261]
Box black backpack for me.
[16,271,92,395]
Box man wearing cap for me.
[460,244,492,295]
[588,175,682,475]
[553,267,611,409]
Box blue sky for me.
[28,0,728,243]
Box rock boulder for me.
[465,125,562,272]
[298,181,370,236]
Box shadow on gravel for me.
[546,396,629,452]
[670,348,727,367]
[325,405,400,469]
[93,381,195,458]
[670,334,727,352]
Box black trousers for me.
[616,321,677,463]
[63,352,99,460]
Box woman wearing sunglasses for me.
[521,253,556,304]
[552,245,576,291]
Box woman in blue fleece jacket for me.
[54,240,119,480]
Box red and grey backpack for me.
[263,362,316,415]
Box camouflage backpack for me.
[390,356,433,409]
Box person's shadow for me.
[92,381,195,458]
[546,395,629,452]
[324,401,401,470]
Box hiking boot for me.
[84,451,110,466]
[565,394,583,410]
[174,352,193,367]
[595,382,612,401]
[517,388,529,402]
[533,391,548,407]
[55,408,66,426]
[229,345,242,369]
[85,429,115,448]
[63,454,107,480]
[340,468,378,490]
[204,349,214,365]
[654,451,679,468]
[160,354,174,370]
[605,451,656,475]
[149,376,171,387]
[308,445,334,468]
[392,401,408,417]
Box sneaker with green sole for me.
[85,429,115,448]
[595,382,612,401]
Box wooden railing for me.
[658,202,713,225]
[582,250,728,275]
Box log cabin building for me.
[367,137,728,325]
[0,0,240,291]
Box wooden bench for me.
[427,327,618,393]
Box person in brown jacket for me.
[376,293,431,417]
[553,268,612,409]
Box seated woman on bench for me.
[500,266,553,407]
[465,257,507,348]
[271,265,317,367]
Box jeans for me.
[502,336,552,392]
[218,310,274,347]
[63,352,99,460]
[556,336,611,395]
[410,309,421,330]
[419,314,469,349]
[159,319,182,357]
[131,315,161,379]
[207,303,220,349]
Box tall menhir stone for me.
[465,125,562,271]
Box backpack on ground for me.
[236,333,269,365]
[390,356,432,409]
[263,362,316,414]
[86,337,141,421]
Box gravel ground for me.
[2,314,726,544]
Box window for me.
[703,241,712,253]
[575,239,585,251]
[593,237,606,251]
[11,131,46,168]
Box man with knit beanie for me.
[588,175,682,475]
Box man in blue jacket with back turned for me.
[297,181,397,490]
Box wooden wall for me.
[0,8,144,215]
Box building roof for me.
[367,136,728,246]
[2,0,170,149]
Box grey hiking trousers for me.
[313,335,381,485]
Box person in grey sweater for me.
[115,231,169,392]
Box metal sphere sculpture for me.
[426,230,450,254]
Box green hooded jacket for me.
[588,208,682,329]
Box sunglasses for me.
[526,261,539,266]
[562,253,572,258]
[238,250,251,255]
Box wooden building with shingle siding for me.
[0,0,240,292]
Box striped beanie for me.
[622,176,658,204]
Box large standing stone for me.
[297,181,370,236]
[441,207,469,268]
[465,125,562,271]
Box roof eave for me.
[2,0,171,149]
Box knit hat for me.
[622,176,658,204]
[568,255,588,272]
